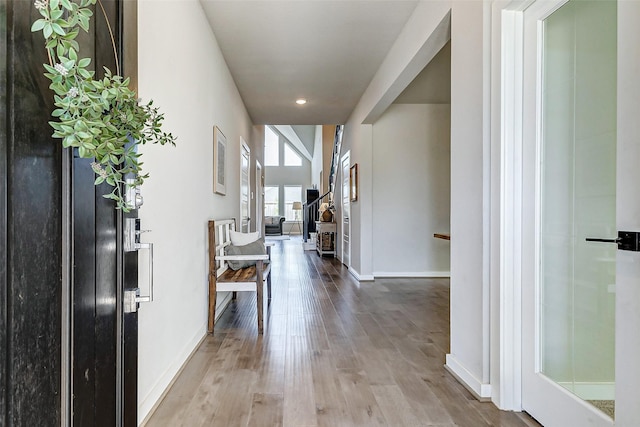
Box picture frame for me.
[350,163,358,202]
[213,126,227,195]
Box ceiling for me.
[199,1,420,125]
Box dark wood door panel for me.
[1,1,63,425]
[1,0,137,424]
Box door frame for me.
[341,151,351,267]
[497,2,530,413]
[240,137,251,232]
[256,160,263,236]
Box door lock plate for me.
[124,289,139,313]
[617,231,640,251]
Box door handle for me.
[586,231,640,251]
[124,218,154,312]
[135,242,153,303]
[585,237,621,243]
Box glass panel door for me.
[520,0,619,425]
[539,0,617,419]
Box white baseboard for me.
[374,271,451,278]
[557,382,615,400]
[139,327,207,425]
[445,354,492,401]
[215,292,233,320]
[348,266,374,282]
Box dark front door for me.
[1,0,139,425]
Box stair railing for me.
[303,190,332,243]
[303,125,343,243]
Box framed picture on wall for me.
[213,126,226,195]
[350,163,358,202]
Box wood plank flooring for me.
[145,238,541,427]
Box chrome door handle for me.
[135,242,154,303]
[124,218,154,306]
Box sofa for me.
[265,216,286,235]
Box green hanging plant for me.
[31,0,176,211]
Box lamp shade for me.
[292,201,303,210]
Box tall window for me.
[264,186,279,216]
[284,143,302,166]
[264,126,279,166]
[284,185,302,221]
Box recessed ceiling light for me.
[296,99,307,105]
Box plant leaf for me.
[31,19,47,32]
[43,24,53,39]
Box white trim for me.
[445,354,492,400]
[373,271,450,278]
[240,138,251,232]
[216,291,233,320]
[348,267,374,282]
[497,6,524,412]
[481,0,492,388]
[341,151,351,269]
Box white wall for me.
[340,0,452,281]
[136,0,257,422]
[340,0,491,401]
[372,104,450,277]
[446,0,490,399]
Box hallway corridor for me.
[145,239,540,427]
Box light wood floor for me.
[145,238,541,427]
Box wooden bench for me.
[208,219,272,334]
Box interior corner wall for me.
[445,0,489,398]
[341,1,452,280]
[337,123,373,279]
[136,0,258,422]
[341,0,489,398]
[372,104,451,277]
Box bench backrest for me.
[208,219,235,278]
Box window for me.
[264,186,279,216]
[284,185,302,221]
[264,126,279,166]
[284,143,302,166]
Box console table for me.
[315,221,336,257]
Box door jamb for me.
[498,3,527,412]
[240,138,251,232]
